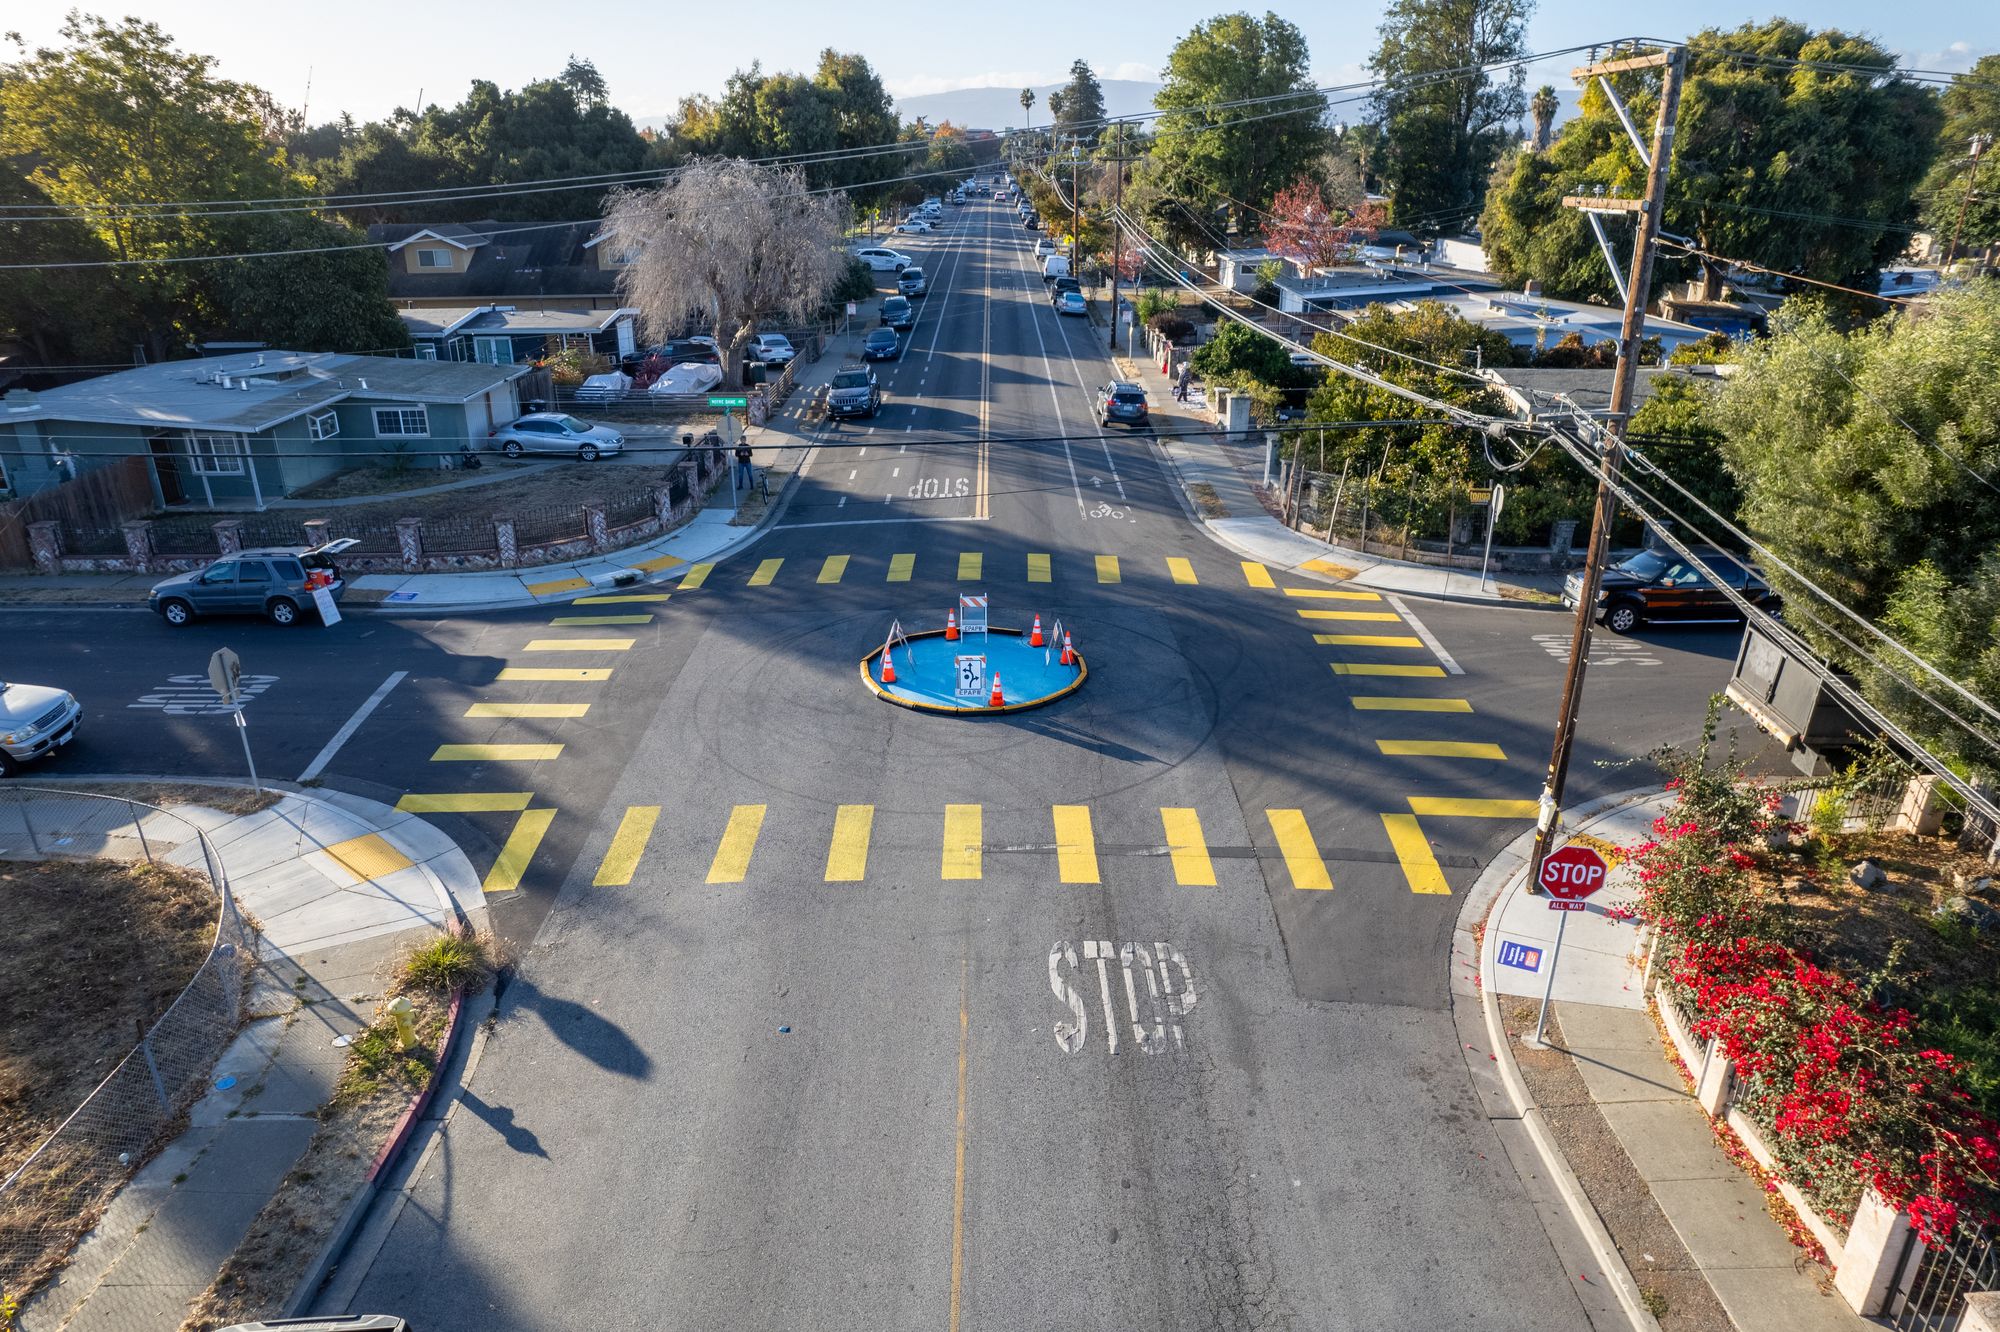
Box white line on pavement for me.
[1383,595,1465,675]
[297,670,407,782]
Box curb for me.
[1452,786,1665,1332]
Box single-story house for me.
[399,304,641,365]
[0,352,531,508]
[1489,365,1725,424]
[1274,266,1504,315]
[369,220,634,312]
[1215,248,1297,293]
[1431,236,1492,273]
[1658,297,1766,340]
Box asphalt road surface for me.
[0,190,1775,1330]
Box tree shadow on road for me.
[503,974,654,1080]
[460,1090,550,1159]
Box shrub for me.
[400,930,493,995]
[1147,311,1194,344]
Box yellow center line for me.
[483,808,556,894]
[572,593,670,604]
[431,743,565,762]
[1314,633,1425,648]
[550,614,653,626]
[707,804,767,883]
[594,805,660,886]
[1159,807,1215,886]
[749,558,784,586]
[818,555,849,584]
[1381,813,1449,894]
[497,667,613,682]
[1095,554,1121,583]
[1052,804,1099,884]
[1286,588,1383,601]
[1377,740,1508,759]
[888,552,915,582]
[1165,557,1198,585]
[957,552,982,581]
[1265,809,1332,890]
[1407,796,1540,818]
[942,804,982,879]
[1027,553,1051,583]
[396,792,532,814]
[680,562,714,589]
[824,804,875,882]
[524,638,635,652]
[948,954,971,1332]
[1351,695,1473,712]
[1330,663,1447,678]
[1240,561,1275,588]
[464,702,590,719]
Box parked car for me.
[751,333,797,366]
[1564,547,1779,634]
[649,362,724,395]
[1024,214,1041,230]
[1041,254,1072,283]
[825,364,882,418]
[489,412,627,460]
[1053,288,1088,317]
[854,247,913,272]
[149,540,356,629]
[1034,237,1057,258]
[862,327,901,360]
[650,339,720,366]
[1049,276,1082,302]
[1099,382,1149,427]
[893,220,932,234]
[0,678,82,775]
[574,371,632,403]
[880,295,916,330]
[897,267,928,297]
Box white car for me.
[0,679,82,775]
[751,334,796,366]
[855,247,913,272]
[893,220,932,234]
[489,412,626,460]
[650,362,725,395]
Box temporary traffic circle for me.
[862,593,1087,715]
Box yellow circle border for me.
[859,627,1088,714]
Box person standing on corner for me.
[734,440,755,491]
[1176,361,1192,404]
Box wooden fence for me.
[0,459,156,571]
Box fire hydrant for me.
[387,995,417,1051]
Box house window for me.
[413,342,438,361]
[473,336,514,365]
[372,407,430,437]
[188,434,247,476]
[306,410,340,441]
[415,247,452,269]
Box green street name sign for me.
[707,395,750,408]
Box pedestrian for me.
[734,441,755,491]
[1176,362,1192,403]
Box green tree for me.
[1482,25,1942,304]
[1020,87,1035,128]
[1528,84,1558,150]
[813,50,900,202]
[0,161,133,366]
[1052,59,1105,145]
[1369,0,1532,236]
[1917,54,2000,260]
[1627,372,1739,527]
[210,215,411,352]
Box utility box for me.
[1725,623,1864,775]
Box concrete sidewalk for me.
[1457,792,1873,1332]
[11,780,483,1332]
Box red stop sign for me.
[1539,845,1609,900]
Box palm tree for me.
[1530,85,1559,152]
[1020,87,1035,128]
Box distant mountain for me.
[893,79,1164,132]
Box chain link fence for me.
[0,787,254,1305]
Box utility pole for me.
[1069,136,1081,288]
[1529,46,1686,894]
[1946,132,1992,270]
[1108,139,1128,350]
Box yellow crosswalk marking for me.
[1377,740,1507,759]
[888,552,915,582]
[1027,553,1051,583]
[551,614,652,626]
[1265,809,1332,891]
[524,638,634,652]
[1095,555,1121,583]
[1330,663,1447,678]
[483,808,556,893]
[594,806,660,886]
[707,804,767,883]
[1287,588,1383,601]
[1241,561,1275,588]
[1307,613,1404,624]
[1166,557,1197,585]
[1314,633,1424,648]
[396,792,532,814]
[1351,695,1473,712]
[942,804,982,879]
[825,804,874,882]
[1407,797,1539,818]
[1159,807,1215,886]
[749,558,784,586]
[524,576,590,596]
[464,702,590,719]
[431,743,564,762]
[1381,813,1449,894]
[498,667,613,681]
[958,552,982,580]
[1052,805,1099,884]
[818,555,849,584]
[681,563,714,589]
[1299,609,1400,620]
[573,593,669,604]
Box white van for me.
[1040,254,1072,283]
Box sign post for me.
[954,654,987,700]
[1531,843,1608,1044]
[208,647,260,792]
[1479,482,1506,588]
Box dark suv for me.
[1099,382,1149,427]
[150,540,355,627]
[825,364,882,419]
[1566,547,1779,633]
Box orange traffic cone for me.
[1060,631,1074,665]
[988,673,1004,707]
[1029,613,1044,647]
[945,609,959,641]
[881,650,897,684]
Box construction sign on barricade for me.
[959,593,988,635]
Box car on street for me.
[854,246,913,272]
[880,295,916,330]
[1024,214,1041,230]
[0,678,82,775]
[1564,546,1779,633]
[893,220,932,234]
[488,412,626,460]
[1099,382,1149,427]
[897,267,928,297]
[1049,276,1082,302]
[862,327,900,360]
[149,540,356,628]
[1053,288,1088,317]
[751,333,796,366]
[825,364,882,418]
[1034,237,1057,258]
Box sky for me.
[5,0,1992,126]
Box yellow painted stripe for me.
[680,562,714,589]
[1377,740,1508,759]
[497,667,613,682]
[483,808,556,894]
[707,804,767,883]
[887,552,915,582]
[1166,557,1197,585]
[942,804,981,880]
[749,558,784,586]
[573,593,669,604]
[524,638,635,652]
[1160,807,1215,886]
[1330,663,1447,678]
[632,553,685,573]
[524,575,590,596]
[1240,561,1275,588]
[431,743,565,762]
[550,614,652,626]
[1308,614,1405,627]
[817,555,849,584]
[1381,813,1449,894]
[1265,809,1332,891]
[464,702,590,719]
[395,792,532,814]
[1352,695,1473,712]
[1027,553,1051,583]
[1286,588,1383,601]
[958,552,982,580]
[1052,805,1099,884]
[1095,555,1120,583]
[1408,797,1539,819]
[825,804,874,882]
[593,805,660,886]
[1299,609,1398,621]
[1315,633,1424,648]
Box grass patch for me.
[1498,583,1563,604]
[402,932,493,995]
[1189,482,1229,519]
[59,781,284,818]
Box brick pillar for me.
[27,520,62,574]
[212,518,243,555]
[653,485,675,525]
[678,459,702,519]
[121,519,155,573]
[584,503,609,552]
[395,517,423,571]
[493,517,518,566]
[301,518,331,550]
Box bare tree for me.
[605,159,846,388]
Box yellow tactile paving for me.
[707,804,767,883]
[498,667,614,681]
[1095,555,1121,583]
[396,792,534,814]
[524,638,635,652]
[1159,807,1215,886]
[1052,805,1099,884]
[550,614,652,626]
[1381,813,1449,894]
[1265,809,1332,891]
[524,575,590,596]
[1166,557,1198,585]
[1301,558,1361,578]
[825,804,874,882]
[1377,740,1507,759]
[631,553,685,573]
[1027,553,1051,583]
[322,833,413,883]
[958,552,982,580]
[1330,663,1447,678]
[818,555,849,584]
[431,743,565,762]
[942,804,982,879]
[680,563,714,589]
[1308,614,1405,627]
[464,702,590,719]
[1351,695,1473,712]
[888,553,915,582]
[1240,561,1275,588]
[573,593,669,604]
[594,806,660,886]
[749,558,784,586]
[483,808,555,893]
[1314,634,1425,648]
[1286,588,1383,601]
[1407,797,1539,818]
